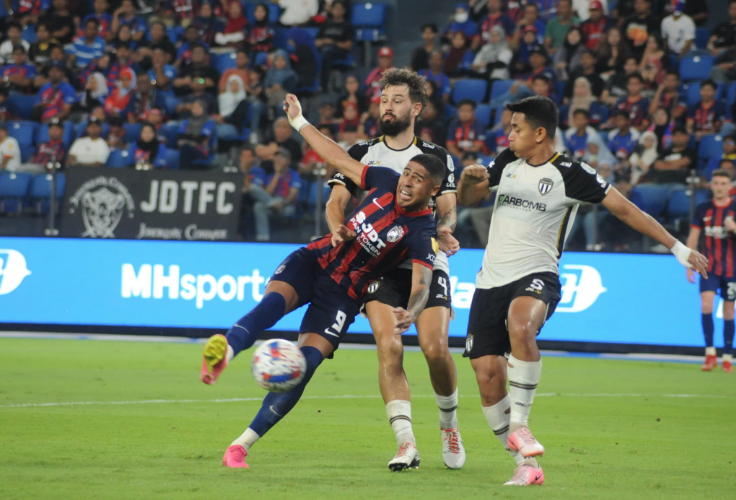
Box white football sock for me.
[435,388,459,429]
[231,427,259,451]
[386,400,416,446]
[226,345,235,363]
[481,394,531,466]
[507,354,542,433]
[724,353,733,362]
[706,346,717,356]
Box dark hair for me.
[627,73,644,83]
[613,109,630,119]
[531,74,550,85]
[665,69,680,78]
[701,79,718,91]
[672,125,688,135]
[7,21,22,32]
[12,44,26,54]
[409,154,445,186]
[572,109,590,119]
[85,17,100,28]
[150,20,166,31]
[379,68,429,112]
[457,99,477,109]
[506,96,558,140]
[116,41,131,50]
[581,49,596,59]
[421,23,438,33]
[192,43,207,52]
[240,145,255,155]
[713,167,733,180]
[36,22,51,32]
[237,48,249,57]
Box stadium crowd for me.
[0,0,733,251]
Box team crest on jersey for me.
[386,226,405,243]
[466,333,474,353]
[538,178,554,195]
[367,281,380,294]
[275,264,286,274]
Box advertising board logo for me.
[0,249,32,295]
[557,265,607,312]
[67,176,135,238]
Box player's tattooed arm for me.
[393,263,433,334]
[435,194,460,256]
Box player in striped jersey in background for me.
[687,170,736,372]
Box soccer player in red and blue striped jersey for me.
[199,94,446,468]
[687,169,736,372]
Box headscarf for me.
[186,100,210,136]
[475,25,509,63]
[117,68,137,98]
[254,2,270,27]
[568,78,597,125]
[563,27,584,65]
[633,131,659,168]
[136,122,160,157]
[219,75,246,118]
[89,72,109,99]
[224,1,248,33]
[264,49,297,87]
[104,68,137,114]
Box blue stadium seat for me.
[254,51,269,66]
[8,121,37,147]
[7,94,37,120]
[165,149,180,169]
[493,105,508,126]
[166,26,182,44]
[444,104,457,120]
[702,156,722,178]
[0,171,32,214]
[679,55,715,81]
[19,144,35,163]
[684,82,724,107]
[161,123,180,147]
[474,104,492,129]
[307,180,331,208]
[123,123,142,143]
[490,79,514,101]
[667,189,708,219]
[36,122,74,148]
[164,95,181,117]
[217,52,238,74]
[452,79,487,104]
[351,2,387,27]
[695,28,711,49]
[29,173,66,215]
[21,25,37,43]
[698,134,723,160]
[106,149,131,168]
[630,186,669,218]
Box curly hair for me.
[379,68,428,112]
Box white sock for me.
[226,345,235,363]
[435,388,459,429]
[706,346,717,356]
[231,427,259,452]
[507,354,542,433]
[386,400,415,446]
[724,353,733,362]
[481,394,531,466]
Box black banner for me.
[60,167,243,241]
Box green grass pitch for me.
[1,337,734,500]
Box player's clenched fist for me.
[460,164,490,185]
[331,224,357,247]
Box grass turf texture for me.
[0,338,734,500]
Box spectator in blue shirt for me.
[607,110,641,162]
[512,3,546,49]
[240,147,267,192]
[128,122,167,169]
[176,25,210,69]
[177,99,216,169]
[112,0,147,43]
[446,99,486,158]
[445,4,478,40]
[148,48,177,92]
[1,46,37,93]
[69,18,106,69]
[253,147,302,241]
[83,0,114,39]
[418,52,452,102]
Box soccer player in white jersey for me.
[457,95,709,486]
[326,68,465,471]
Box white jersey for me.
[476,148,611,289]
[328,136,457,274]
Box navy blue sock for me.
[248,346,324,438]
[226,293,287,357]
[702,313,715,348]
[724,320,735,356]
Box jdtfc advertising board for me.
[0,237,710,347]
[60,168,243,241]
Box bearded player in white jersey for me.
[457,95,709,486]
[327,68,464,471]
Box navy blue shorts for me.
[270,247,361,350]
[700,274,736,301]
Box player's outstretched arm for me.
[602,188,709,277]
[393,262,433,334]
[283,94,364,186]
[457,165,490,206]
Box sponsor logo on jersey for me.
[538,178,554,195]
[557,265,607,313]
[447,155,455,172]
[497,194,547,212]
[0,249,31,295]
[422,141,435,149]
[350,210,388,257]
[505,173,517,179]
[427,253,436,262]
[366,160,382,166]
[386,226,404,243]
[274,264,286,275]
[560,161,572,167]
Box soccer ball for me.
[251,339,307,392]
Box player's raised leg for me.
[505,296,547,459]
[722,298,734,372]
[699,290,718,371]
[415,305,465,469]
[224,333,333,468]
[367,300,420,471]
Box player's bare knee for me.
[420,341,448,365]
[376,335,403,364]
[507,319,539,344]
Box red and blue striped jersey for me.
[692,199,736,278]
[308,166,438,300]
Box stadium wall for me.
[0,237,717,355]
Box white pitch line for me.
[0,392,729,409]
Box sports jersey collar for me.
[527,152,559,167]
[713,197,732,208]
[381,135,418,152]
[395,203,432,217]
